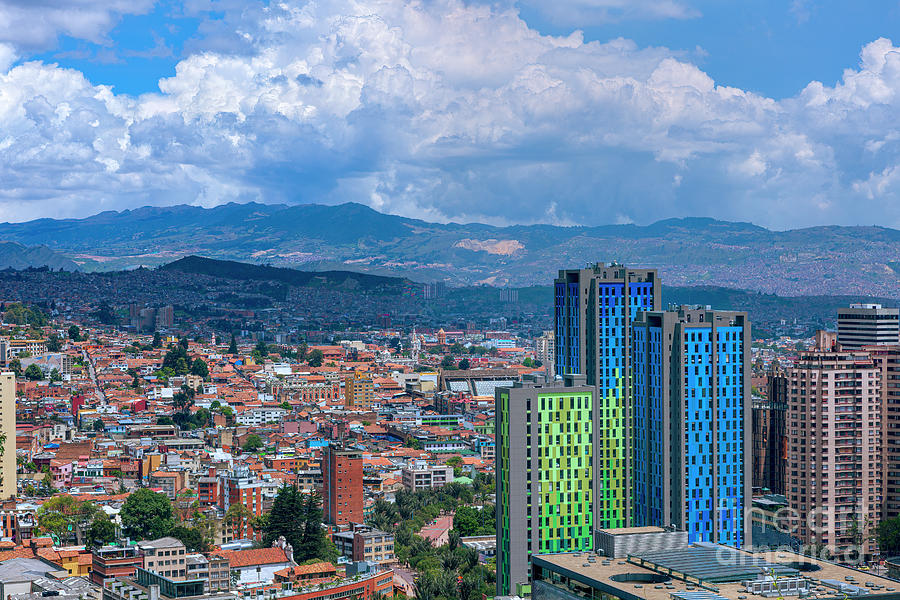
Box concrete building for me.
[531,538,899,600]
[867,345,900,519]
[496,374,595,596]
[787,344,881,559]
[139,537,187,580]
[322,446,363,526]
[400,463,454,491]
[344,371,375,410]
[837,303,900,349]
[91,546,144,586]
[0,372,14,499]
[554,263,660,529]
[631,307,752,548]
[332,524,395,565]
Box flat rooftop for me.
[533,546,900,600]
[598,526,668,536]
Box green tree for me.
[45,334,62,352]
[24,364,43,380]
[307,349,324,368]
[242,434,264,453]
[49,368,62,383]
[190,358,209,378]
[170,525,211,552]
[86,514,117,548]
[7,358,21,377]
[228,335,238,355]
[254,340,268,357]
[92,419,104,432]
[120,489,175,541]
[522,357,534,367]
[457,358,470,370]
[224,503,254,540]
[263,486,334,563]
[280,401,291,411]
[878,517,900,556]
[440,355,456,369]
[68,325,80,341]
[152,332,163,348]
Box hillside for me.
[0,241,79,271]
[161,256,414,293]
[1,202,899,295]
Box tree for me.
[254,341,268,357]
[242,434,264,453]
[878,517,900,556]
[280,401,291,411]
[120,489,175,541]
[179,336,189,350]
[170,525,211,552]
[440,355,456,369]
[7,358,21,377]
[522,357,534,368]
[87,514,116,548]
[263,486,334,563]
[307,349,324,368]
[92,419,104,432]
[24,364,43,381]
[45,334,62,352]
[458,358,470,370]
[152,331,163,348]
[224,503,254,540]
[37,496,102,544]
[190,358,209,378]
[228,335,238,355]
[68,325,80,341]
[49,368,62,383]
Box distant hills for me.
[162,255,413,293]
[0,202,899,296]
[0,241,79,271]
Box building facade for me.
[0,372,14,500]
[344,372,375,410]
[322,446,364,526]
[631,307,751,548]
[751,371,787,495]
[553,264,659,529]
[837,303,900,349]
[496,374,595,596]
[787,346,881,559]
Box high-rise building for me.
[534,330,554,375]
[787,345,881,559]
[837,303,900,349]
[553,263,659,528]
[752,371,787,495]
[496,374,594,596]
[0,372,13,500]
[868,345,900,520]
[322,446,364,526]
[631,307,751,548]
[344,371,375,410]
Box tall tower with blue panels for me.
[553,264,659,529]
[632,307,752,548]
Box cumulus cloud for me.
[1,0,900,227]
[0,0,157,51]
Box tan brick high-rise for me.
[0,372,15,499]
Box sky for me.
[2,0,900,229]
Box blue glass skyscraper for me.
[631,307,751,548]
[553,264,659,528]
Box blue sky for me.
[30,0,900,99]
[3,0,900,228]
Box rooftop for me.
[533,546,900,600]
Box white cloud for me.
[0,0,157,51]
[2,1,900,227]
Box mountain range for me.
[1,202,899,296]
